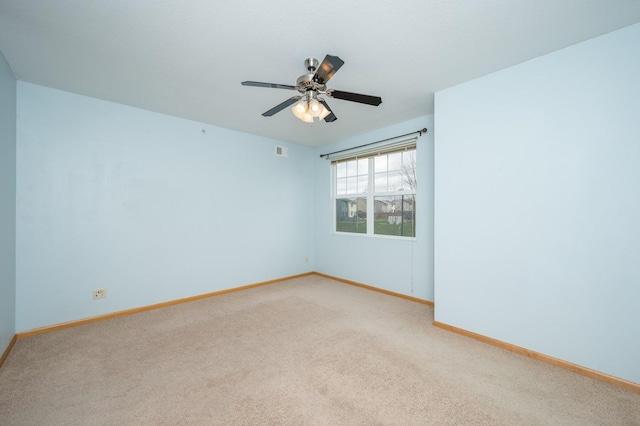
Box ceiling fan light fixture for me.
[291,101,308,121]
[292,102,315,122]
[293,101,307,115]
[308,98,323,117]
[302,113,314,123]
[292,98,326,122]
[291,94,330,122]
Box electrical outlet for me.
[304,256,309,263]
[93,288,107,300]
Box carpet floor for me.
[1,275,639,425]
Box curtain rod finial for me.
[419,128,428,135]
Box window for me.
[333,140,417,238]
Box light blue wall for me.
[16,82,314,332]
[313,115,434,301]
[0,50,16,353]
[434,23,640,383]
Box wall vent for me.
[275,146,289,158]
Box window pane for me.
[402,150,416,168]
[346,160,358,177]
[357,175,368,193]
[388,171,403,191]
[375,173,387,192]
[402,150,417,190]
[346,177,358,194]
[388,152,402,171]
[336,162,347,178]
[336,198,367,234]
[336,178,347,195]
[358,158,368,175]
[374,195,415,237]
[374,155,387,173]
[403,167,417,190]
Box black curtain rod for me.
[319,128,428,159]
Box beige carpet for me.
[1,275,639,425]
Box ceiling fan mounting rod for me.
[305,57,319,72]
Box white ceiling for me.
[1,1,640,147]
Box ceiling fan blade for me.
[313,55,344,84]
[318,99,337,122]
[328,90,382,106]
[262,96,302,117]
[241,81,297,90]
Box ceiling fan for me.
[241,55,382,123]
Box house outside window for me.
[333,139,417,238]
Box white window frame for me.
[331,138,417,239]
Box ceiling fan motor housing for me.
[296,73,325,92]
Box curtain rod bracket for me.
[320,128,427,159]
